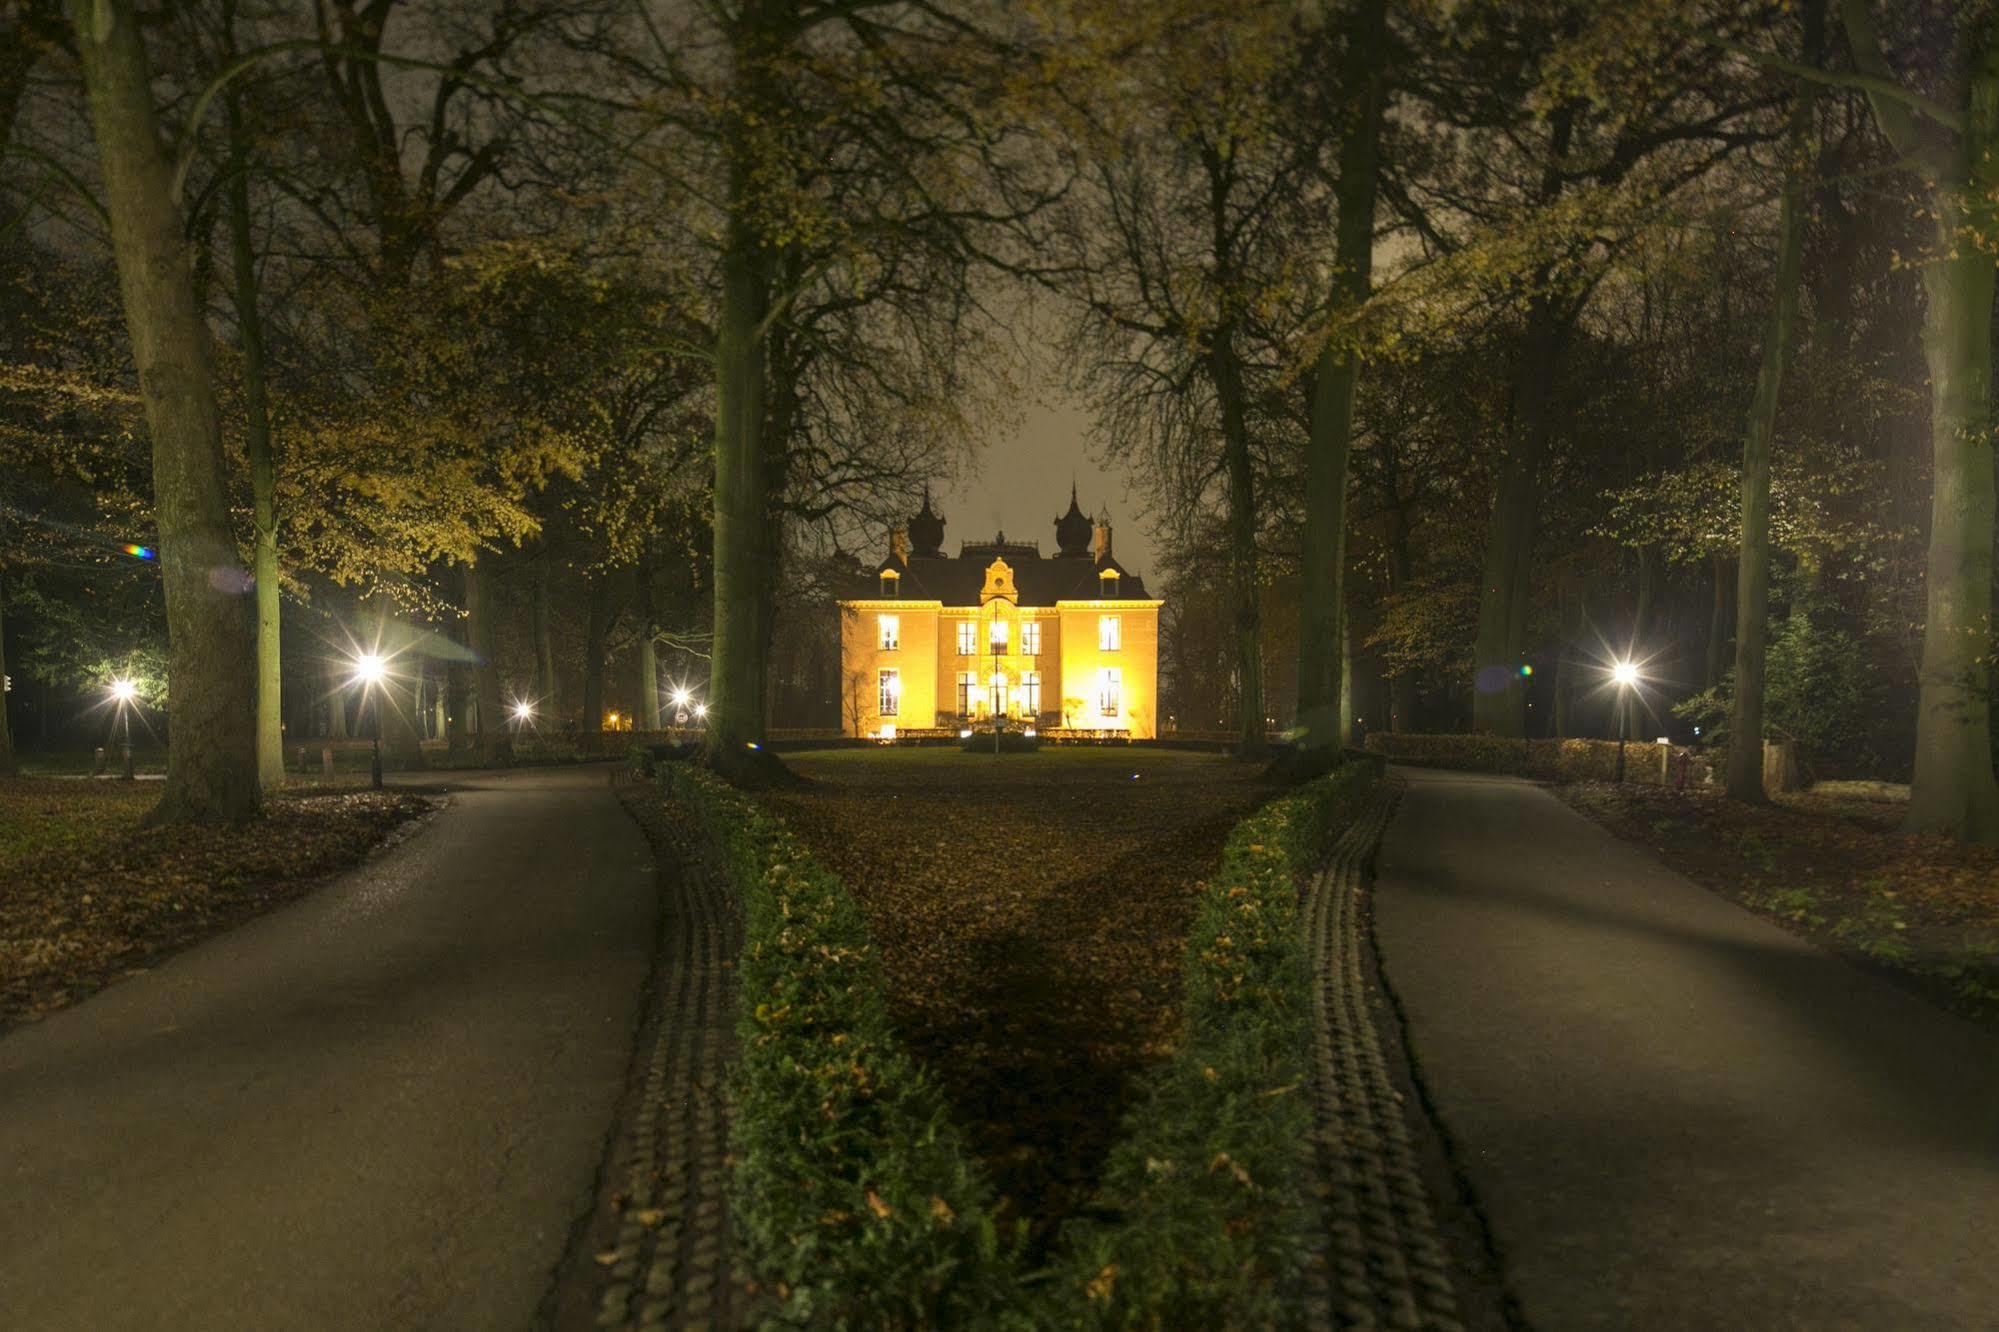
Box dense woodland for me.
[3,0,1997,841]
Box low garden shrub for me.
[659,760,1379,1327]
[1048,762,1378,1327]
[659,765,1018,1329]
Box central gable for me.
[979,557,1017,604]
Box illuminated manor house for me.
[838,488,1162,738]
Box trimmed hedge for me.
[659,761,1378,1328]
[1363,732,1714,786]
[659,765,1017,1328]
[1049,763,1379,1327]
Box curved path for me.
[0,766,657,1332]
[1373,767,1999,1330]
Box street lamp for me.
[109,678,137,780]
[353,652,387,789]
[1611,660,1640,782]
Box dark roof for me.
[857,547,1150,605]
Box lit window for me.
[878,614,900,650]
[1020,621,1041,655]
[989,618,1009,654]
[956,671,977,716]
[957,620,977,655]
[878,668,901,718]
[1099,615,1121,651]
[1097,667,1121,717]
[1021,670,1042,716]
[989,671,1009,715]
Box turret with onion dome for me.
[1053,483,1093,557]
[909,486,946,557]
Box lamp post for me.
[353,652,386,789]
[110,678,136,779]
[1612,660,1639,782]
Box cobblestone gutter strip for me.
[1304,780,1466,1332]
[593,800,758,1332]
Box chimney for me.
[1092,518,1112,564]
[889,526,908,562]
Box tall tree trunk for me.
[1553,580,1582,740]
[226,89,282,790]
[583,573,613,732]
[446,658,473,750]
[1633,544,1659,647]
[1209,330,1266,756]
[1381,449,1418,733]
[0,568,15,776]
[1706,551,1732,690]
[1297,0,1387,754]
[371,595,425,770]
[1906,193,1999,837]
[531,549,557,715]
[1839,0,1999,840]
[704,102,773,768]
[324,660,350,740]
[1471,294,1563,736]
[69,0,258,823]
[1727,79,1809,803]
[636,559,661,730]
[465,560,511,764]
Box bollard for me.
[93,746,107,776]
[121,745,135,781]
[322,746,335,777]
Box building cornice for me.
[839,598,1162,611]
[1053,599,1165,609]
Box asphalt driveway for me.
[0,765,657,1332]
[1373,766,1999,1330]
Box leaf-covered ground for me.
[1559,780,1999,1029]
[1,779,432,1027]
[761,747,1273,1250]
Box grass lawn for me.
[1560,780,1999,1029]
[0,778,431,1027]
[760,745,1276,1250]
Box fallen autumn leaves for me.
[761,748,1272,1250]
[1,779,432,1027]
[1560,780,1999,1029]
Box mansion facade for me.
[837,489,1162,738]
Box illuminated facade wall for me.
[838,560,1161,738]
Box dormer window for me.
[880,569,900,598]
[1099,569,1120,597]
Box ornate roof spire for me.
[1054,482,1092,557]
[909,484,945,556]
